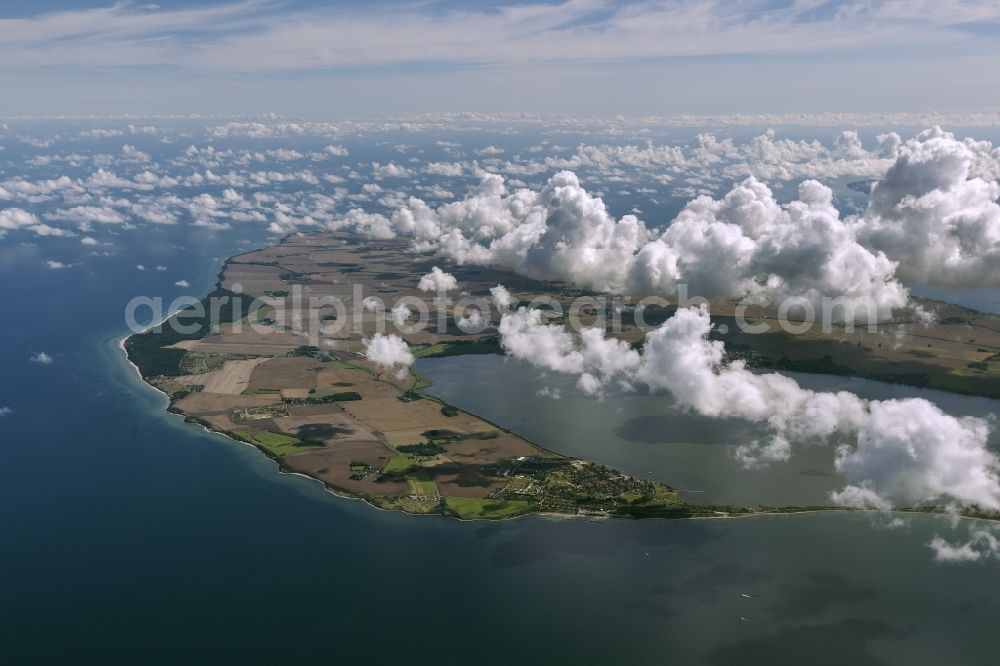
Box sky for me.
[3,0,1000,117]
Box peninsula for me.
[124,231,1000,520]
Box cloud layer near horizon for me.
[5,1,999,72]
[338,127,1000,320]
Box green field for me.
[412,343,450,358]
[382,454,419,475]
[232,430,321,457]
[405,471,438,496]
[327,359,379,377]
[444,497,533,519]
[412,337,502,359]
[410,368,433,390]
[179,352,225,374]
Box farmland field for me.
[444,497,533,519]
[232,430,321,457]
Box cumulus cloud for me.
[327,208,394,239]
[498,305,1000,512]
[389,303,413,328]
[372,162,415,178]
[391,171,651,293]
[175,279,190,287]
[490,284,513,310]
[46,260,67,269]
[417,266,458,292]
[500,129,906,184]
[48,205,127,228]
[1,208,73,238]
[855,127,1000,288]
[929,529,1000,563]
[121,144,150,161]
[0,406,12,416]
[498,306,640,396]
[29,351,54,364]
[385,169,908,319]
[627,177,909,320]
[424,161,464,176]
[456,309,485,331]
[363,333,415,379]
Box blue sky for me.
[2,0,999,116]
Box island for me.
[124,231,1000,520]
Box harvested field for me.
[272,413,380,445]
[442,434,540,464]
[286,403,346,417]
[285,441,410,497]
[340,397,493,446]
[199,358,268,394]
[430,463,506,498]
[174,391,280,418]
[247,356,325,390]
[183,326,305,355]
[175,371,217,387]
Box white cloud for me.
[29,351,54,364]
[536,386,561,400]
[121,144,150,161]
[929,529,1000,563]
[424,162,464,177]
[387,169,908,319]
[363,333,414,379]
[76,128,123,138]
[855,127,1000,288]
[0,207,73,238]
[417,266,458,293]
[80,236,98,246]
[0,406,12,417]
[48,205,127,227]
[490,284,512,310]
[322,144,348,157]
[391,171,651,293]
[627,177,909,321]
[1,208,40,232]
[372,162,415,179]
[327,208,394,239]
[389,303,412,328]
[45,260,67,269]
[175,279,190,287]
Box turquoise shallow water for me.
[1,227,999,665]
